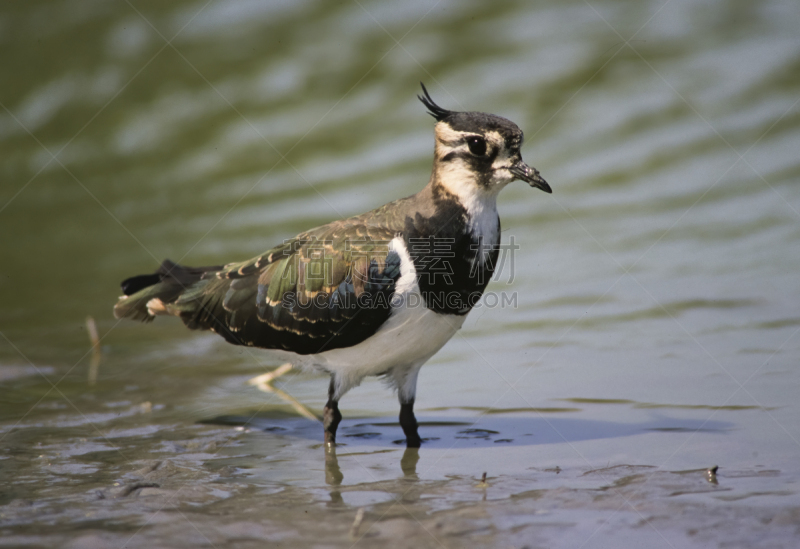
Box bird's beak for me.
[510,161,551,193]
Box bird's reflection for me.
[400,447,419,479]
[324,444,420,497]
[325,444,344,486]
[251,376,421,493]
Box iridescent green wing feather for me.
[165,223,402,355]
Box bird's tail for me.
[113,259,223,322]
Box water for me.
[2,0,800,547]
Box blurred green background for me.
[1,0,799,545]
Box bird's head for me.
[419,83,551,197]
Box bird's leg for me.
[323,378,341,446]
[399,398,421,448]
[323,400,341,445]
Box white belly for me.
[264,236,465,400]
[310,295,465,398]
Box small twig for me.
[249,368,321,423]
[86,316,101,386]
[349,507,365,538]
[86,316,100,349]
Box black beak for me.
[510,162,551,193]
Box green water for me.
[2,0,800,547]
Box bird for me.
[113,83,551,448]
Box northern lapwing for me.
[114,84,551,448]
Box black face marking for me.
[507,131,523,149]
[438,150,498,189]
[467,147,498,189]
[467,136,487,156]
[438,129,504,188]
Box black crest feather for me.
[418,82,454,122]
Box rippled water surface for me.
[2,0,800,547]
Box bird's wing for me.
[161,223,403,355]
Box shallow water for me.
[1,0,800,547]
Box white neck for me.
[434,164,500,246]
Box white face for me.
[433,123,523,197]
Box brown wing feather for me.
[157,223,402,355]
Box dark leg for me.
[399,399,421,448]
[323,378,341,446]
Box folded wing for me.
[114,223,403,355]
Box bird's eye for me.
[466,136,487,156]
